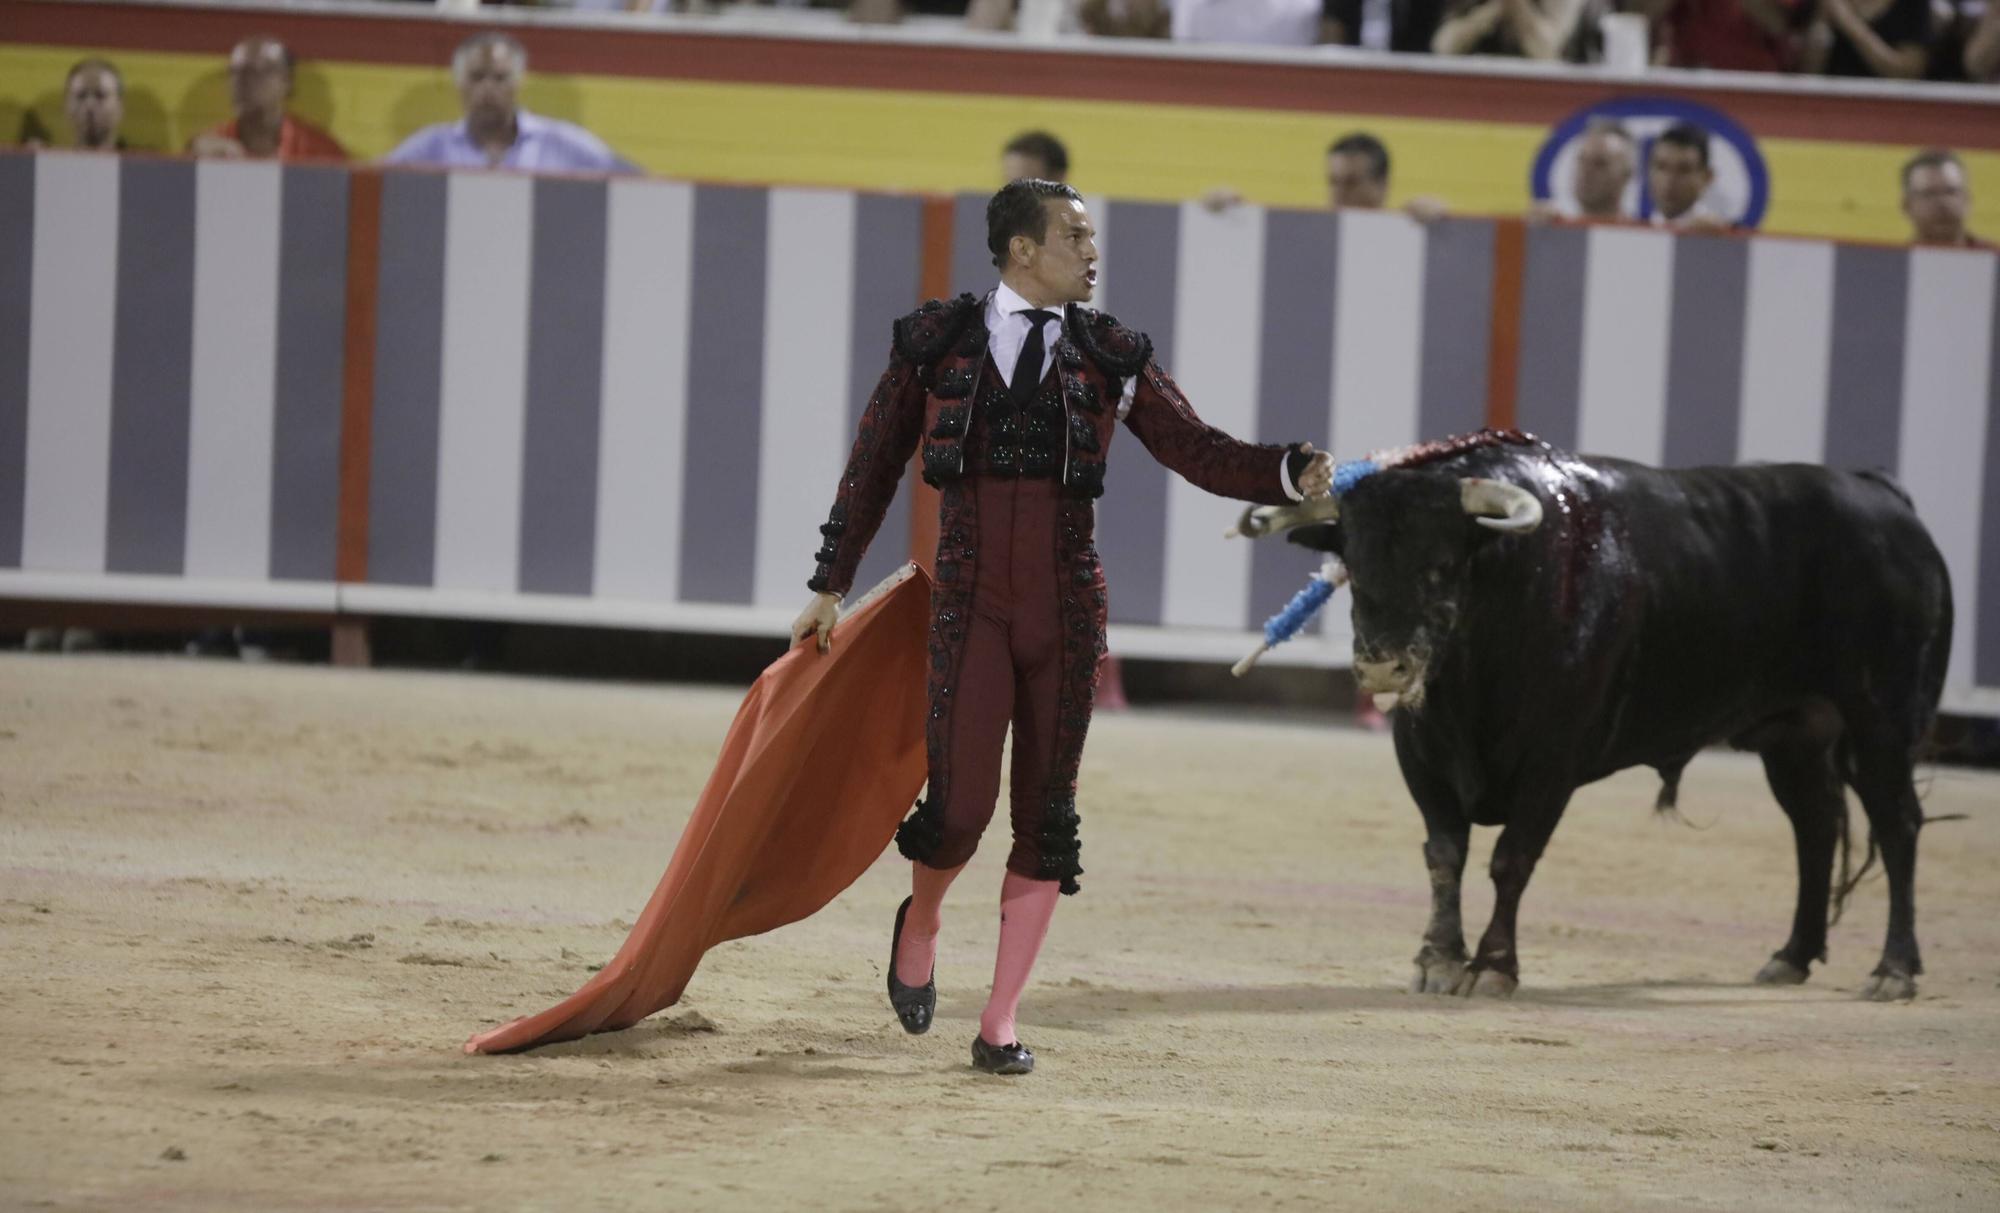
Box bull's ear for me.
[1286,522,1345,555]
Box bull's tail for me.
[1825,800,1965,928]
[1828,735,1877,928]
[1828,791,1875,929]
[1651,757,1716,829]
[1827,692,1967,929]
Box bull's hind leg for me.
[1849,742,1925,1001]
[1453,791,1573,999]
[1754,741,1843,986]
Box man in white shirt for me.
[383,33,632,175]
[793,180,1333,1075]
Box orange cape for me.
[465,565,931,1054]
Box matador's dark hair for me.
[986,178,1084,270]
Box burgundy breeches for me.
[925,476,1066,877]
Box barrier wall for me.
[1,150,1996,715]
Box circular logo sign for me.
[1531,96,1769,229]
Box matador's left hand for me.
[1297,443,1335,498]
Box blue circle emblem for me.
[1531,96,1769,229]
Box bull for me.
[1233,432,1952,1001]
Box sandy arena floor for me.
[1,653,1996,1212]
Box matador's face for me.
[1019,199,1098,307]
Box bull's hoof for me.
[1449,967,1519,999]
[1754,956,1811,986]
[1410,947,1468,995]
[1859,970,1917,1002]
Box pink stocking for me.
[895,860,964,988]
[978,871,1061,1046]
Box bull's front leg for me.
[1412,821,1471,993]
[1398,746,1471,994]
[1454,791,1573,998]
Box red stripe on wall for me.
[336,168,381,585]
[1485,217,1526,433]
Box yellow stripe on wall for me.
[3,43,1993,243]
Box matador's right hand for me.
[791,592,841,655]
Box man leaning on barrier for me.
[188,37,347,163]
[383,32,635,176]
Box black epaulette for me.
[1066,307,1153,379]
[891,293,981,367]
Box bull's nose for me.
[1353,658,1411,692]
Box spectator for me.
[384,33,634,174]
[64,59,126,151]
[1805,0,1931,77]
[1432,0,1600,59]
[1206,130,1445,218]
[1002,130,1069,183]
[1634,0,1809,71]
[1964,0,2000,77]
[1902,149,1991,248]
[1323,0,1450,50]
[1533,118,1636,222]
[1328,130,1450,219]
[20,59,128,151]
[188,37,347,161]
[1326,131,1392,210]
[1647,122,1729,231]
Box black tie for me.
[1011,309,1059,407]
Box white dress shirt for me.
[986,281,1140,414]
[981,281,1302,501]
[985,281,1059,390]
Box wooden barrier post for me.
[1484,216,1526,432]
[333,169,382,668]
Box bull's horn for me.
[1226,494,1341,539]
[1459,478,1542,533]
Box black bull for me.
[1236,437,1953,1001]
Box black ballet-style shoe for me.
[887,896,936,1036]
[970,1035,1035,1075]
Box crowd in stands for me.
[11,19,1984,245]
[832,0,2000,82]
[17,29,1989,251]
